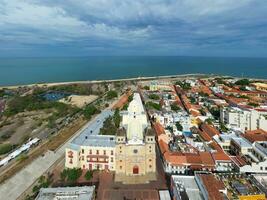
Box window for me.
[133,149,138,154]
[111,157,113,162]
[69,159,73,164]
[104,150,106,155]
[111,150,113,155]
[89,149,92,154]
[120,166,122,169]
[149,165,152,168]
[96,150,99,155]
[81,149,84,154]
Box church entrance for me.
[133,165,139,174]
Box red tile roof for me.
[243,129,267,142]
[198,174,225,200]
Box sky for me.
[0,0,267,57]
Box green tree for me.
[235,79,250,86]
[113,109,121,128]
[83,105,99,119]
[171,103,180,111]
[106,90,118,100]
[84,170,93,181]
[175,121,183,131]
[143,86,149,90]
[148,94,160,100]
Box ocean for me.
[0,56,267,86]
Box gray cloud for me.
[0,0,266,56]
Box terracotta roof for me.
[230,155,247,167]
[153,122,165,137]
[112,91,132,109]
[200,123,220,137]
[212,152,231,161]
[198,174,225,200]
[243,129,267,142]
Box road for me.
[0,94,122,200]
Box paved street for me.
[0,114,103,200]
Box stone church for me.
[115,93,156,184]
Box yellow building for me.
[115,93,156,183]
[252,82,267,92]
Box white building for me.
[240,141,267,173]
[65,110,116,171]
[220,106,267,132]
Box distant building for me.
[220,106,267,132]
[115,93,156,183]
[149,81,171,91]
[252,82,267,92]
[65,110,116,171]
[35,186,95,200]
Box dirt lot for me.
[0,110,52,146]
[59,95,98,108]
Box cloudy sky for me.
[0,0,267,57]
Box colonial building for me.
[65,110,116,171]
[115,93,156,183]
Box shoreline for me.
[0,73,214,89]
[0,73,266,89]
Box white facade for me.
[240,141,267,173]
[220,106,267,132]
